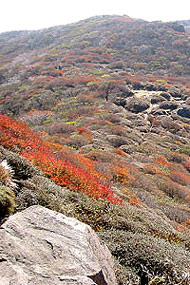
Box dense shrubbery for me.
[1,143,190,284]
[0,114,121,204]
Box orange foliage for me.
[183,123,190,131]
[27,109,53,115]
[170,170,190,186]
[164,83,173,88]
[54,69,64,76]
[77,127,91,135]
[76,127,92,142]
[177,219,190,231]
[0,98,8,104]
[181,219,190,229]
[183,160,190,172]
[0,114,122,204]
[113,148,128,157]
[121,188,141,205]
[155,154,171,168]
[110,165,135,184]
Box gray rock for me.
[106,135,128,147]
[160,92,171,101]
[113,97,127,107]
[0,205,116,285]
[151,96,165,104]
[178,107,190,118]
[159,101,178,110]
[126,97,150,113]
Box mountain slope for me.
[0,15,190,284]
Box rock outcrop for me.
[126,97,150,113]
[0,205,117,285]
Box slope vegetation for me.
[1,15,190,284]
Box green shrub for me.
[5,151,39,179]
[99,230,190,284]
[0,186,15,220]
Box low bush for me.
[168,151,186,164]
[99,230,190,284]
[48,123,76,135]
[107,135,128,148]
[170,171,190,186]
[143,164,159,175]
[67,134,90,149]
[156,175,190,201]
[0,186,15,220]
[85,150,115,163]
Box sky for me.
[0,0,190,34]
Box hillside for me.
[1,15,190,284]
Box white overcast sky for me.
[0,0,190,33]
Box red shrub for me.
[77,127,91,135]
[183,160,190,172]
[0,114,122,204]
[155,154,171,167]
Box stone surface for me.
[0,205,117,285]
[177,107,190,118]
[159,101,178,110]
[106,135,128,147]
[126,97,150,113]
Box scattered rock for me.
[132,82,145,90]
[138,126,150,133]
[151,96,165,104]
[0,205,117,285]
[145,84,157,91]
[0,73,6,84]
[185,98,190,105]
[120,88,134,98]
[126,97,150,113]
[106,135,128,147]
[159,101,178,110]
[160,92,171,101]
[113,97,127,107]
[151,109,167,116]
[169,23,185,33]
[160,117,181,131]
[170,90,183,98]
[177,107,190,118]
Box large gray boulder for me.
[0,205,117,285]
